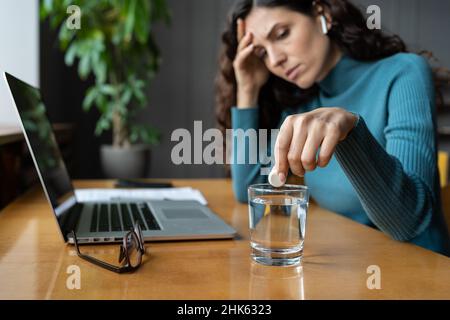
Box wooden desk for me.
[0,179,449,300]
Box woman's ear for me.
[313,2,332,31]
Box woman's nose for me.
[267,48,286,69]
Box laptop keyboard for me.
[90,205,98,232]
[110,204,121,231]
[99,204,109,232]
[139,203,160,230]
[90,202,161,232]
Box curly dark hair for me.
[215,0,407,136]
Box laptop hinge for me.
[58,202,84,240]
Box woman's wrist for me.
[348,111,359,129]
[342,111,360,140]
[236,86,259,109]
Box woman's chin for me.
[295,77,314,90]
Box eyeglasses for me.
[71,222,146,273]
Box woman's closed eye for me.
[275,28,289,40]
[254,29,290,60]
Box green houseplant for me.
[40,0,170,178]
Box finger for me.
[234,42,255,67]
[301,123,325,172]
[237,18,245,42]
[317,129,340,167]
[287,120,308,177]
[237,32,253,53]
[274,117,294,184]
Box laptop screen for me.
[4,72,77,224]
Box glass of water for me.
[248,184,309,266]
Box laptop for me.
[3,71,236,244]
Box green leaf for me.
[23,119,37,131]
[93,60,107,84]
[124,0,137,43]
[63,0,73,9]
[58,23,76,49]
[78,53,91,79]
[111,24,123,45]
[95,94,108,113]
[95,116,111,136]
[129,130,139,142]
[83,87,98,111]
[43,0,54,13]
[40,2,51,20]
[130,124,160,145]
[64,43,77,66]
[134,1,149,44]
[120,87,133,106]
[133,87,146,105]
[99,84,117,96]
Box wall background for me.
[39,0,450,179]
[0,0,39,126]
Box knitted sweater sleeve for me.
[334,56,439,241]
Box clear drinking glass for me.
[248,184,309,266]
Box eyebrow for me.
[265,22,283,39]
[252,22,286,49]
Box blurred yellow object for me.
[438,151,449,188]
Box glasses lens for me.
[125,232,142,268]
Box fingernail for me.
[278,172,286,183]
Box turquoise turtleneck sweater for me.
[231,53,450,256]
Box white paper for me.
[75,187,208,205]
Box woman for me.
[216,0,450,256]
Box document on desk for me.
[75,187,208,205]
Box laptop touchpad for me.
[162,209,208,219]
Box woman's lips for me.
[286,64,302,81]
